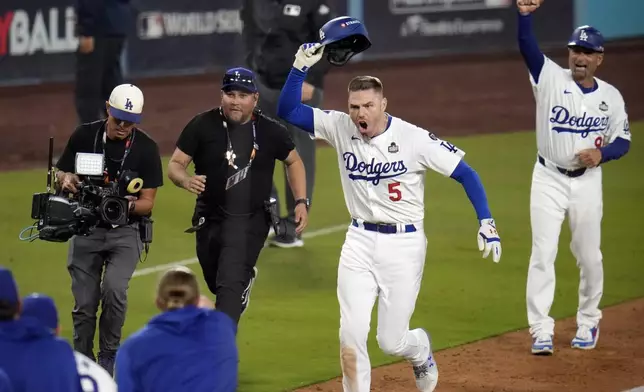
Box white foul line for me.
[132,223,349,278]
[622,387,644,392]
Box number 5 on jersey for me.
[388,181,402,201]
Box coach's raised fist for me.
[293,43,324,73]
[517,0,542,15]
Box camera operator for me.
[54,84,164,376]
[167,67,309,327]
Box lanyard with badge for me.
[93,122,136,182]
[222,108,259,190]
[101,126,135,182]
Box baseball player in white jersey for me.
[276,38,502,392]
[517,0,632,355]
[75,351,118,392]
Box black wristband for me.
[295,198,310,209]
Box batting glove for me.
[477,218,502,263]
[293,43,324,73]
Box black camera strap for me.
[94,122,136,181]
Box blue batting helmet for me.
[567,25,604,53]
[318,16,371,66]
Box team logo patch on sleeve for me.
[599,101,608,112]
[388,142,399,153]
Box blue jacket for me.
[115,306,238,392]
[0,318,82,392]
[76,0,134,37]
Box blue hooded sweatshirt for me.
[115,306,238,392]
[0,317,82,392]
[0,368,13,392]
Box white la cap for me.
[108,84,144,124]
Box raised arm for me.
[277,68,315,133]
[516,0,547,83]
[277,43,327,134]
[517,12,545,83]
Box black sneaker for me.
[268,233,304,248]
[241,267,258,316]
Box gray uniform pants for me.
[67,223,142,372]
[255,76,323,225]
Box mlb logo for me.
[138,12,164,40]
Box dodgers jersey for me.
[313,109,465,224]
[74,352,117,392]
[531,55,631,169]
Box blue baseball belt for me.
[351,218,417,234]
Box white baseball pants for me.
[526,160,604,338]
[337,223,430,392]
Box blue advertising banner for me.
[361,0,574,60]
[126,0,245,78]
[0,0,78,85]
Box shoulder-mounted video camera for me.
[20,137,144,243]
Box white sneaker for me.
[531,333,554,355]
[571,325,599,350]
[413,330,439,392]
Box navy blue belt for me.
[538,155,586,178]
[351,218,417,234]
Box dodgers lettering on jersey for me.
[74,352,117,392]
[312,108,465,224]
[530,56,631,169]
[549,105,609,138]
[343,152,408,185]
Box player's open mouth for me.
[358,121,368,130]
[574,64,587,72]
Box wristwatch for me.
[295,198,310,210]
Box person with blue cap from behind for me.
[115,265,238,392]
[0,266,82,392]
[21,293,117,392]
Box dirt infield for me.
[295,298,644,392]
[1,39,643,392]
[1,40,643,170]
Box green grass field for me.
[2,124,643,391]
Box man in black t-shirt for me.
[55,84,163,376]
[167,67,309,326]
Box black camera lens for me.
[103,199,124,222]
